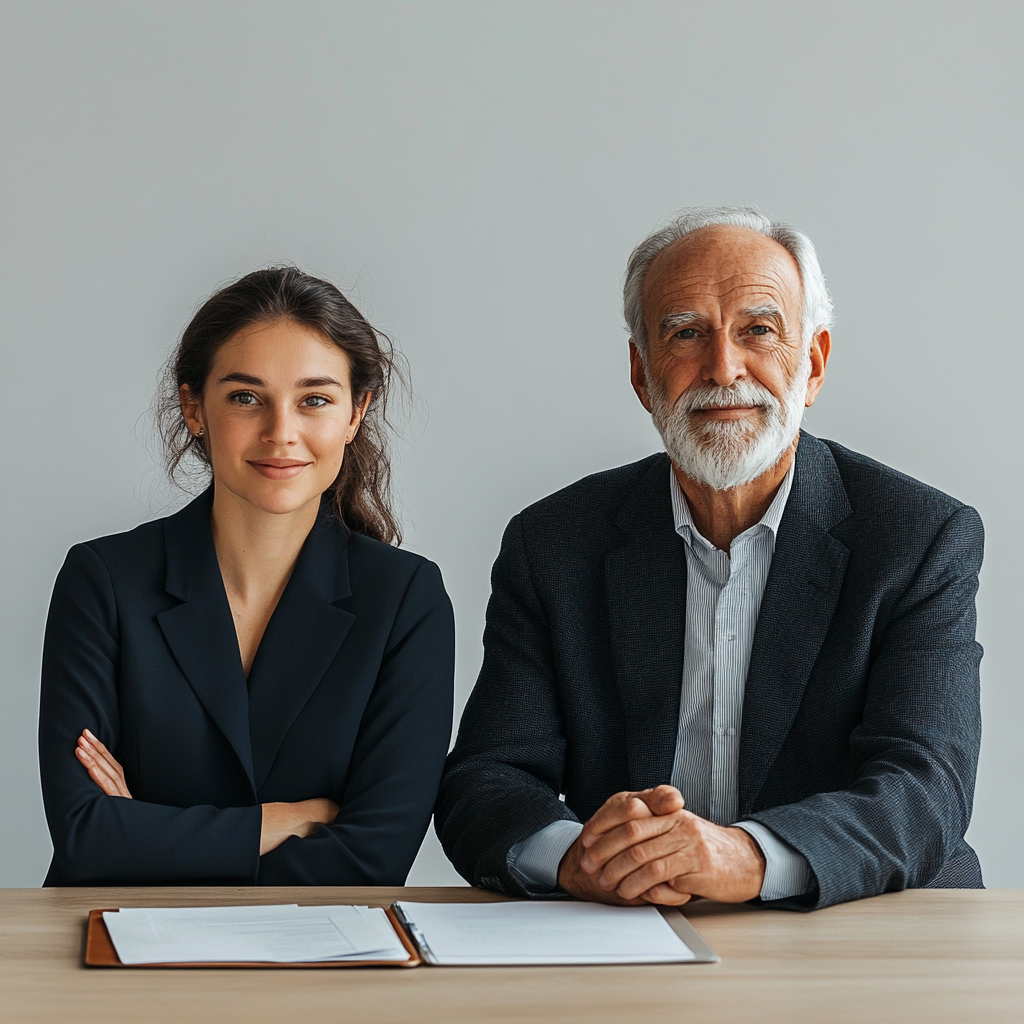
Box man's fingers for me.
[581,792,655,845]
[581,786,686,849]
[635,785,685,816]
[614,854,703,901]
[594,821,703,890]
[639,883,693,906]
[580,812,685,874]
[581,786,686,846]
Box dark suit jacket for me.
[39,488,454,886]
[436,433,983,910]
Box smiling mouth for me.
[248,460,311,479]
[695,404,760,413]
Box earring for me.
[195,427,204,438]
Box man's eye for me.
[674,328,698,340]
[302,394,330,408]
[229,391,258,406]
[749,325,771,336]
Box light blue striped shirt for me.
[510,463,813,901]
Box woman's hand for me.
[75,729,132,798]
[260,798,340,856]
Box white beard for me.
[648,353,810,491]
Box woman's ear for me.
[348,391,372,442]
[179,384,204,436]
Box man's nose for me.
[262,405,300,446]
[701,328,746,387]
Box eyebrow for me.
[660,311,703,333]
[216,372,345,389]
[742,304,786,320]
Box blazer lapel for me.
[605,456,687,792]
[738,433,852,814]
[156,489,256,793]
[246,511,355,790]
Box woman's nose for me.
[261,405,300,446]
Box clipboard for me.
[656,906,720,963]
[391,903,720,966]
[84,907,422,968]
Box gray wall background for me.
[1,1,1021,889]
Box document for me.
[392,901,703,965]
[102,904,410,964]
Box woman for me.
[38,267,454,885]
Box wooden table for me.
[2,886,1022,1024]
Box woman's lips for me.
[248,460,310,480]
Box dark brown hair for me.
[156,266,406,544]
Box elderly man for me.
[436,207,983,910]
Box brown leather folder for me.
[84,907,422,968]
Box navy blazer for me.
[436,433,983,909]
[39,489,454,886]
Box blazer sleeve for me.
[256,559,455,885]
[744,505,984,909]
[38,544,263,884]
[435,515,579,895]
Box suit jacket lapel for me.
[738,433,852,814]
[246,511,355,790]
[605,456,687,791]
[156,489,256,793]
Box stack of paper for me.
[101,904,409,965]
[392,901,707,965]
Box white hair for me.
[623,205,834,355]
[648,353,810,490]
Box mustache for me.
[672,379,781,416]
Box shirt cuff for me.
[508,820,584,891]
[733,820,814,901]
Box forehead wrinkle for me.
[652,269,796,300]
[647,271,799,327]
[643,232,802,308]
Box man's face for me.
[630,224,829,490]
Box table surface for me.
[2,886,1022,1024]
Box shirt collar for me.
[669,459,796,549]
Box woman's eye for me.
[229,391,259,406]
[302,394,330,408]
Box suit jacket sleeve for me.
[257,560,454,884]
[39,544,263,884]
[436,515,579,894]
[744,504,984,909]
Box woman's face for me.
[180,319,368,519]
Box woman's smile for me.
[248,458,312,480]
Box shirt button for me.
[726,727,736,736]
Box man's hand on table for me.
[557,785,766,905]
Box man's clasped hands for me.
[558,785,767,906]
